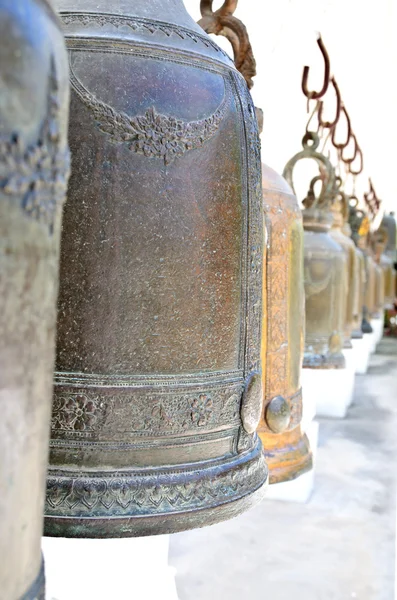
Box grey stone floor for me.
[169,338,397,600]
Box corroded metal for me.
[350,206,373,334]
[258,166,312,483]
[283,133,346,370]
[330,182,358,348]
[201,1,311,484]
[381,212,397,262]
[45,0,267,538]
[0,0,70,597]
[373,227,395,309]
[342,212,363,339]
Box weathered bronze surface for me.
[330,184,357,348]
[200,0,311,484]
[283,134,346,370]
[342,214,363,339]
[381,212,397,261]
[373,227,395,309]
[45,0,267,538]
[258,165,312,483]
[349,206,373,333]
[0,0,70,597]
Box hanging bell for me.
[372,227,395,309]
[259,163,312,484]
[199,2,311,484]
[0,1,70,597]
[381,212,397,262]
[343,200,364,339]
[45,0,267,539]
[329,181,359,348]
[351,210,374,334]
[283,132,347,371]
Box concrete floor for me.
[170,338,397,600]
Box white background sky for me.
[184,0,397,214]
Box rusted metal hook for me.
[348,143,363,175]
[331,105,351,149]
[341,132,358,164]
[318,77,341,128]
[302,35,331,100]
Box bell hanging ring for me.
[283,132,347,371]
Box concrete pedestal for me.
[343,348,356,408]
[265,420,319,503]
[42,535,179,600]
[370,313,384,353]
[352,336,371,375]
[301,363,355,419]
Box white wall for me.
[184,0,397,212]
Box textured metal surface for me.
[258,165,312,483]
[0,0,70,597]
[199,4,311,485]
[45,0,267,538]
[330,189,357,348]
[283,134,346,370]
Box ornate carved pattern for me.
[263,196,289,402]
[61,12,230,59]
[51,384,242,439]
[0,57,70,232]
[231,72,263,438]
[70,66,230,165]
[46,443,266,516]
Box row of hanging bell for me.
[0,0,70,598]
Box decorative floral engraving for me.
[45,443,267,516]
[70,67,230,165]
[0,57,70,232]
[52,394,100,431]
[51,384,241,438]
[190,394,213,426]
[60,12,230,59]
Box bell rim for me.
[43,437,268,538]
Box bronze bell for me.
[343,201,364,339]
[350,207,373,334]
[0,1,70,597]
[329,181,358,348]
[283,133,347,370]
[45,0,267,538]
[372,227,395,309]
[381,212,397,262]
[199,1,311,484]
[258,165,312,484]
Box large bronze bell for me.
[283,134,346,370]
[0,1,70,597]
[45,0,267,538]
[199,1,311,484]
[259,165,312,484]
[329,182,358,348]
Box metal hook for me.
[341,132,358,164]
[348,144,363,175]
[331,106,351,150]
[302,35,331,100]
[318,77,341,128]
